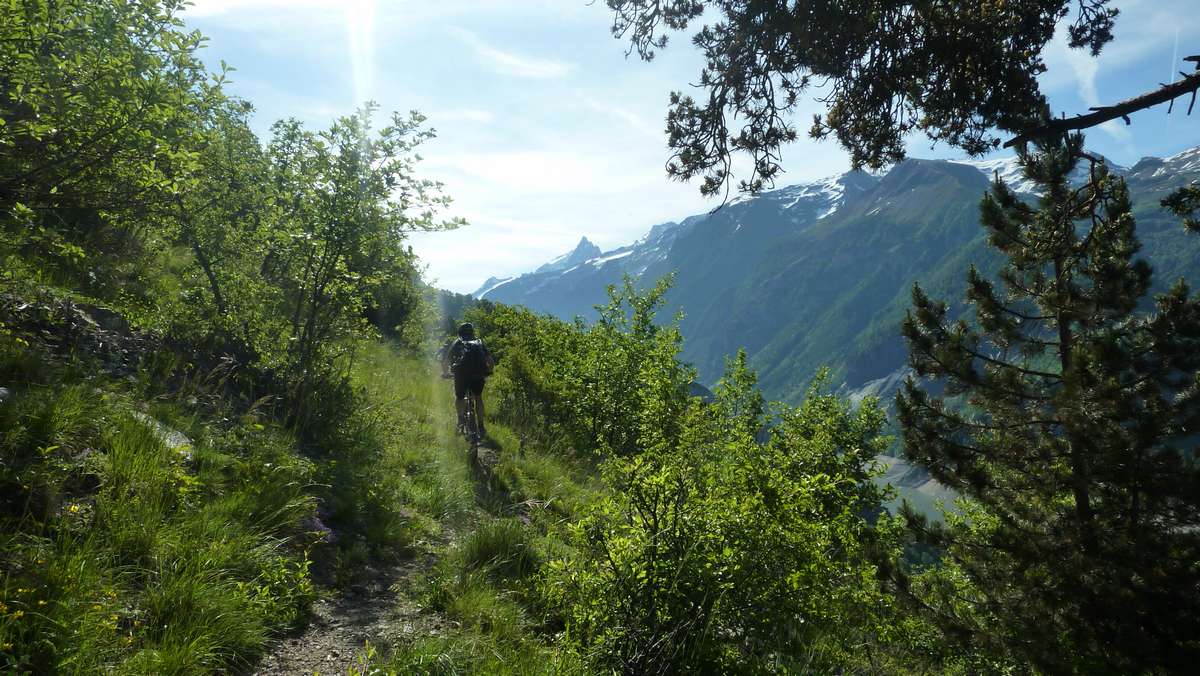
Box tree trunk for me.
[1054,254,1096,553]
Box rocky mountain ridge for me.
[476,146,1200,406]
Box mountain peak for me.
[535,236,603,274]
[642,221,680,243]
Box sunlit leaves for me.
[481,280,895,672]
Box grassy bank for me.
[0,334,316,673]
[0,305,600,674]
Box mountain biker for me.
[441,322,493,437]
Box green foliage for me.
[2,0,459,440]
[898,135,1200,671]
[258,106,460,426]
[435,288,484,337]
[606,0,1117,193]
[471,282,897,673]
[1164,183,1200,232]
[0,0,211,293]
[474,275,692,458]
[0,338,316,673]
[545,368,894,673]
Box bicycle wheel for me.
[464,396,480,446]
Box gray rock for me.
[130,411,193,461]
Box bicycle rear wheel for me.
[463,396,480,447]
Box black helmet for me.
[458,322,475,339]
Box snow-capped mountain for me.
[474,147,1200,406]
[474,170,879,302]
[534,237,601,275]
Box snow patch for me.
[589,249,633,266]
[476,277,514,298]
[955,154,1131,193]
[1166,145,1200,172]
[954,157,1040,194]
[769,174,848,219]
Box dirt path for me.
[252,555,441,675]
[254,445,505,675]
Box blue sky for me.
[182,0,1200,293]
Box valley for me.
[477,147,1200,405]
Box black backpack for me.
[454,339,491,377]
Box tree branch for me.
[1004,56,1200,148]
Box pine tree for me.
[896,135,1200,672]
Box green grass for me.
[0,332,605,673]
[375,519,577,675]
[0,336,316,673]
[347,342,475,529]
[362,630,587,676]
[339,343,607,674]
[459,519,542,580]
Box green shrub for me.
[541,361,897,673]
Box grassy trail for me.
[254,342,594,674]
[253,343,472,673]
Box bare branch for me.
[1005,56,1200,148]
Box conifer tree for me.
[605,0,1120,193]
[896,135,1200,671]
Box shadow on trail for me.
[466,441,531,521]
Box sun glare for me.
[346,0,377,108]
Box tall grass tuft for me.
[460,519,541,581]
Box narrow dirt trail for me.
[253,445,505,675]
[252,549,442,675]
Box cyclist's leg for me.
[473,393,485,433]
[471,379,486,435]
[469,395,480,437]
[453,375,468,429]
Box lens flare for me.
[346,0,376,107]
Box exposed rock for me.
[131,411,194,462]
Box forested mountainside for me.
[477,147,1200,403]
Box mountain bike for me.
[461,392,481,464]
[442,371,482,463]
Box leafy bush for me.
[543,359,895,673]
[470,282,900,673]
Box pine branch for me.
[962,343,1063,381]
[1005,56,1200,148]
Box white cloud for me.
[1062,47,1101,105]
[1044,18,1136,150]
[428,149,657,195]
[452,27,573,79]
[184,0,332,19]
[578,95,660,138]
[409,220,582,292]
[435,108,496,124]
